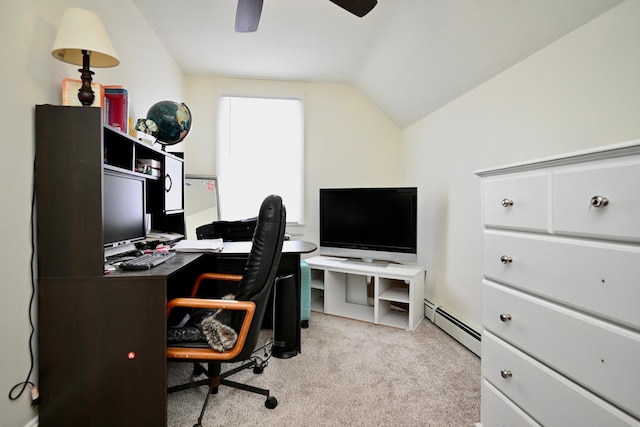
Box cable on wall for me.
[8,155,39,406]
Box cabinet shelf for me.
[331,302,375,324]
[378,287,409,303]
[378,310,409,329]
[103,163,160,181]
[310,296,324,312]
[310,269,324,290]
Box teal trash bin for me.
[300,260,311,328]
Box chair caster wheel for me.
[301,320,309,328]
[193,423,202,427]
[253,365,264,374]
[265,396,278,409]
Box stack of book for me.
[135,159,161,177]
[103,86,129,133]
[61,79,131,135]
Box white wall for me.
[403,0,640,331]
[0,1,184,426]
[184,75,403,241]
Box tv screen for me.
[103,171,147,249]
[319,187,418,264]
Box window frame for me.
[216,95,305,225]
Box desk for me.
[207,240,317,358]
[37,241,315,427]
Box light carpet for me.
[168,311,481,427]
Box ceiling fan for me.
[235,0,378,32]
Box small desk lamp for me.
[51,7,119,106]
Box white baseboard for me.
[424,299,481,356]
[24,416,38,427]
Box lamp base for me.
[78,50,95,106]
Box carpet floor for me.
[168,311,481,427]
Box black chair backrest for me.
[231,195,286,360]
[235,195,286,300]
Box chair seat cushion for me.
[167,325,207,345]
[167,306,238,351]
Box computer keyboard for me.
[120,251,176,270]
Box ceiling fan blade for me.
[235,0,263,32]
[329,0,377,17]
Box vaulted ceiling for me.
[132,0,623,128]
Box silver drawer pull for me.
[501,198,514,207]
[500,369,513,379]
[499,313,512,322]
[590,195,609,208]
[500,255,513,264]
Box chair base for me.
[168,356,277,426]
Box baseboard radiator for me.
[424,299,481,357]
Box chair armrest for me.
[167,298,255,361]
[191,272,243,297]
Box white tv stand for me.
[305,256,426,331]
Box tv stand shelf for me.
[305,256,426,331]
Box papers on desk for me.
[146,231,184,244]
[172,238,224,253]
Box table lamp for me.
[51,7,119,106]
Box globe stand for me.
[135,101,192,149]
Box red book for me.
[104,87,128,132]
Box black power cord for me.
[8,155,39,406]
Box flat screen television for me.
[103,170,147,253]
[319,187,418,265]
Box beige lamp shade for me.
[51,7,119,68]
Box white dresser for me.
[476,141,640,426]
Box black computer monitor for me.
[103,170,147,250]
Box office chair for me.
[167,195,286,427]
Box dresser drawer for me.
[483,331,640,427]
[552,159,640,242]
[482,380,541,427]
[483,172,549,232]
[484,229,640,329]
[484,281,640,419]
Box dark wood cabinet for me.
[34,105,186,426]
[147,153,184,215]
[35,105,185,254]
[35,105,316,425]
[35,105,105,277]
[38,277,168,427]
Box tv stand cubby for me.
[305,256,426,331]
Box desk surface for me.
[107,240,317,278]
[220,240,317,255]
[41,240,316,426]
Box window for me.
[218,96,303,223]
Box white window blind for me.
[217,96,303,223]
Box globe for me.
[135,101,192,146]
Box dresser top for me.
[475,139,640,177]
